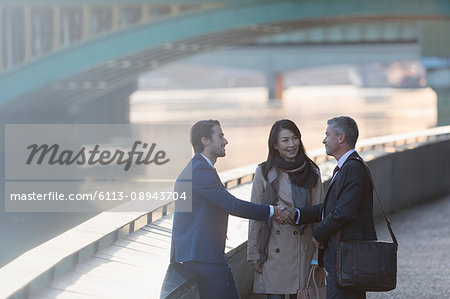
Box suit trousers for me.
[183,259,240,299]
[323,247,366,299]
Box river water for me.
[130,85,436,172]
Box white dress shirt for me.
[295,148,356,223]
[331,149,356,182]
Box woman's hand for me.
[253,261,264,274]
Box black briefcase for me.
[336,158,398,292]
[337,240,397,291]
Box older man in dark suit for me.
[295,116,377,299]
[171,119,292,299]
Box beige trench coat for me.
[247,165,324,295]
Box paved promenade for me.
[367,194,450,299]
[30,189,450,298]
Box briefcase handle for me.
[337,157,398,246]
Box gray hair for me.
[327,116,359,148]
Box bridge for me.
[0,127,449,298]
[184,41,422,99]
[0,0,450,123]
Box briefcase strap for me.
[336,157,398,246]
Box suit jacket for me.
[171,153,271,264]
[299,152,377,268]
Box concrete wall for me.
[228,243,256,299]
[229,139,450,298]
[368,139,450,216]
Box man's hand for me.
[252,261,263,274]
[312,237,324,249]
[273,205,295,225]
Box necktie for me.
[332,165,340,177]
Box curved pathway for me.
[368,195,450,299]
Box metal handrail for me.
[222,125,450,189]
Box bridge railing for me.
[1,125,450,298]
[0,3,221,73]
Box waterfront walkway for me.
[3,127,448,298]
[28,185,253,298]
[367,194,450,299]
[30,191,450,298]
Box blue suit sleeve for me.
[193,164,270,221]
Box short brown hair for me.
[190,119,220,153]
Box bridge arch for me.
[1,0,449,106]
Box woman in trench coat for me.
[248,119,324,299]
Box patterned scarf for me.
[274,151,318,188]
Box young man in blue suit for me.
[295,116,377,299]
[170,119,293,299]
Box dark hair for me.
[327,116,359,148]
[190,119,220,153]
[261,119,318,179]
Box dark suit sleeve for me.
[312,160,366,244]
[298,204,323,225]
[193,164,270,221]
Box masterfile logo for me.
[25,141,170,171]
[5,124,193,213]
[6,124,189,180]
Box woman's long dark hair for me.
[261,119,319,181]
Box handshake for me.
[273,205,297,225]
